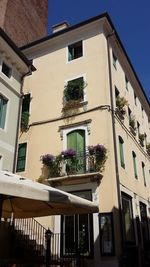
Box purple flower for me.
[41,154,54,166]
[61,149,76,159]
[88,144,107,156]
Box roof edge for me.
[20,12,149,107]
[0,28,35,71]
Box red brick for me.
[0,0,48,46]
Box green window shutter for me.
[16,143,27,172]
[67,130,85,153]
[67,130,85,173]
[0,96,7,129]
[119,136,125,168]
[132,152,138,179]
[142,162,146,186]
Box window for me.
[99,213,115,256]
[113,52,117,69]
[125,75,129,90]
[141,106,144,118]
[132,151,138,179]
[134,92,137,105]
[67,129,86,174]
[64,77,84,102]
[115,87,119,98]
[61,190,93,257]
[21,94,31,130]
[68,41,83,61]
[16,143,27,172]
[2,62,12,78]
[22,94,31,113]
[140,202,149,246]
[0,94,8,129]
[137,121,140,136]
[121,193,135,244]
[141,162,146,186]
[118,136,125,168]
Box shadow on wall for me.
[95,206,150,267]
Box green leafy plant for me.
[21,111,30,131]
[146,143,150,155]
[129,115,136,130]
[40,154,62,177]
[139,133,145,147]
[139,133,145,142]
[116,96,128,115]
[64,78,86,102]
[88,144,107,172]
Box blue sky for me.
[48,1,150,101]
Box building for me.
[17,13,150,267]
[0,0,48,46]
[0,28,34,172]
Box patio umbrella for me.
[0,171,99,219]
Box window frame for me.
[64,74,87,105]
[0,94,8,129]
[125,75,129,90]
[16,143,27,172]
[60,189,94,258]
[99,212,115,256]
[1,61,12,79]
[121,192,135,244]
[141,162,146,186]
[132,151,138,179]
[118,136,125,169]
[112,52,117,69]
[67,40,83,62]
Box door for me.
[67,130,85,173]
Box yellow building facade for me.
[18,13,150,267]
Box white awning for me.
[0,171,99,218]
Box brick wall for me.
[1,0,48,46]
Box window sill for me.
[62,100,88,112]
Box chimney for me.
[52,21,70,33]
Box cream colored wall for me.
[109,44,150,213]
[21,23,120,215]
[20,19,150,261]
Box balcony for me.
[41,145,107,186]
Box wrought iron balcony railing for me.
[48,151,106,178]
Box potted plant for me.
[139,133,145,147]
[21,111,30,131]
[146,143,150,156]
[88,144,107,172]
[63,78,87,111]
[61,149,77,175]
[41,154,62,177]
[116,96,128,119]
[129,115,136,136]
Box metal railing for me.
[14,218,46,257]
[49,151,104,178]
[10,218,84,266]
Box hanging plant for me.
[116,96,128,115]
[21,111,30,131]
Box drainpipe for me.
[12,67,32,173]
[106,31,124,255]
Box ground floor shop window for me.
[99,212,115,256]
[140,202,149,246]
[121,193,135,244]
[61,190,94,257]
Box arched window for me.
[132,151,138,179]
[118,136,125,168]
[67,129,86,173]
